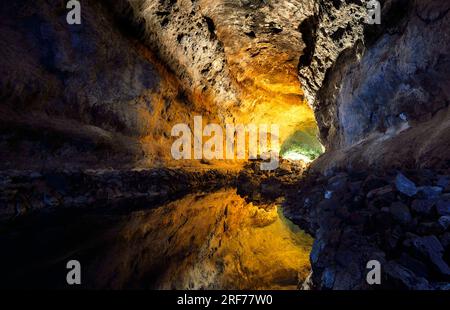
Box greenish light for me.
[280,127,324,161]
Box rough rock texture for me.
[128,0,238,110]
[237,158,308,203]
[0,0,215,170]
[309,0,450,170]
[298,0,366,106]
[128,0,321,150]
[0,168,238,222]
[283,169,450,289]
[128,0,314,108]
[288,0,450,289]
[0,0,325,169]
[1,0,149,166]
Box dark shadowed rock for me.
[445,185,450,194]
[434,283,450,290]
[321,267,336,289]
[410,236,450,277]
[390,202,412,225]
[367,185,393,199]
[286,167,450,290]
[438,216,450,230]
[417,186,443,200]
[363,175,389,193]
[0,169,239,221]
[437,200,450,216]
[436,176,450,189]
[260,179,282,199]
[411,199,436,215]
[327,173,348,191]
[416,222,445,236]
[384,261,432,290]
[308,0,450,172]
[398,253,430,279]
[310,237,324,265]
[383,226,403,251]
[439,232,450,248]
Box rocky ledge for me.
[237,159,308,203]
[283,169,450,290]
[0,168,237,222]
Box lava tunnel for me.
[1,0,450,296]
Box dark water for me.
[0,189,312,289]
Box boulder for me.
[411,199,436,215]
[436,176,450,189]
[366,185,394,199]
[389,202,412,225]
[416,222,445,236]
[411,236,450,277]
[417,186,443,199]
[395,173,418,197]
[438,216,450,230]
[436,200,450,216]
[384,261,432,290]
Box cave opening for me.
[280,126,324,163]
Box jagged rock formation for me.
[298,0,367,106]
[0,0,325,169]
[128,0,314,108]
[128,0,321,152]
[3,1,449,169]
[308,0,450,170]
[283,169,450,289]
[0,0,219,170]
[282,0,450,290]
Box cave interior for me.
[0,0,450,290]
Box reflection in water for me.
[95,189,312,289]
[0,189,312,289]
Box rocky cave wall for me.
[303,0,450,171]
[1,0,327,169]
[127,0,314,109]
[101,0,450,170]
[2,0,449,171]
[0,0,218,170]
[127,0,323,157]
[283,0,450,290]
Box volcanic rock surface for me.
[282,168,450,289]
[311,0,450,170]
